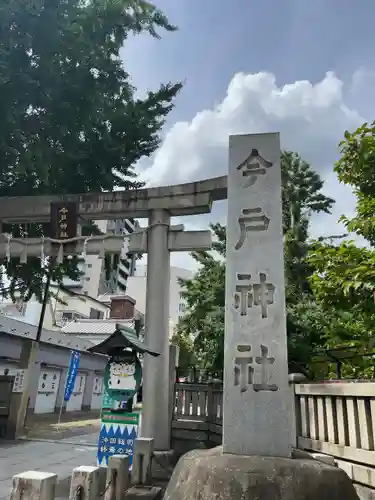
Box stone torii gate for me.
[0,176,227,450]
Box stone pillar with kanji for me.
[223,133,293,457]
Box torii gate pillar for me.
[142,209,171,450]
[129,209,212,450]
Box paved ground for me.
[24,418,101,441]
[24,411,100,441]
[0,433,98,500]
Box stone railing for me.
[173,380,375,498]
[174,382,223,422]
[295,381,375,499]
[172,383,223,454]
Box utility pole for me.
[7,202,78,439]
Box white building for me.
[0,285,110,331]
[126,265,194,337]
[62,218,138,297]
[99,218,138,294]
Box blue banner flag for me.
[64,350,80,402]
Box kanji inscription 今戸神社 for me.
[223,133,292,457]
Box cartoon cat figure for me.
[108,360,137,391]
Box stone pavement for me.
[0,433,98,500]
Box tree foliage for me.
[281,151,334,300]
[298,122,375,378]
[0,0,182,300]
[308,241,375,314]
[309,123,375,345]
[177,223,225,372]
[304,123,375,372]
[335,122,375,245]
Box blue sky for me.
[123,0,375,269]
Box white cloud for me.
[137,70,371,271]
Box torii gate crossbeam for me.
[0,176,228,450]
[0,176,227,223]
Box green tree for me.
[281,150,334,299]
[335,122,375,246]
[170,331,196,371]
[176,152,334,373]
[177,223,225,373]
[281,151,335,372]
[0,0,182,300]
[301,122,375,378]
[306,241,375,378]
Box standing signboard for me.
[96,349,142,468]
[86,328,160,470]
[97,410,142,468]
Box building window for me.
[179,292,184,299]
[179,303,186,313]
[87,264,92,268]
[90,308,104,319]
[62,312,73,320]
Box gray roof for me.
[61,319,134,335]
[0,315,95,353]
[87,326,160,356]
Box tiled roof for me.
[88,327,159,356]
[61,319,134,335]
[0,315,95,353]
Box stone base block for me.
[164,446,360,500]
[151,450,178,481]
[69,465,101,500]
[131,438,154,486]
[124,485,162,500]
[10,471,57,500]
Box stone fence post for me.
[69,466,101,500]
[168,345,179,447]
[131,437,154,486]
[206,383,214,422]
[10,471,57,500]
[104,455,130,500]
[288,372,307,448]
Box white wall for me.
[126,265,194,336]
